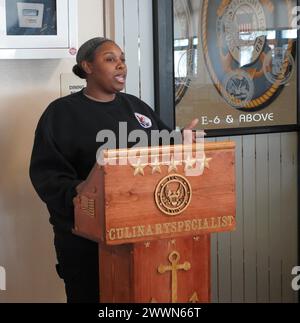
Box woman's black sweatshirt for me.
[29,90,171,232]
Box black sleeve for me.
[29,110,81,219]
[139,98,173,132]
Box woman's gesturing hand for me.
[182,118,206,143]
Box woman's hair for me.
[72,64,87,79]
[72,37,114,79]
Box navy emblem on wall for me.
[201,0,296,111]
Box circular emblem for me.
[221,70,254,108]
[202,0,296,111]
[263,47,295,85]
[155,174,192,216]
[176,49,196,90]
[218,0,267,66]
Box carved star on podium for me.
[131,159,147,176]
[189,292,199,303]
[204,156,213,169]
[168,157,181,173]
[184,155,196,171]
[197,155,212,171]
[150,158,162,174]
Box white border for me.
[0,0,78,59]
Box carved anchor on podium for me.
[158,251,191,303]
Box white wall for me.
[0,0,104,303]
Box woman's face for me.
[85,41,127,93]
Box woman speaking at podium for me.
[29,37,199,303]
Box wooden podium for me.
[73,142,236,303]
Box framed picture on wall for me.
[0,0,78,59]
[153,0,299,136]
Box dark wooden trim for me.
[153,0,175,130]
[206,125,299,138]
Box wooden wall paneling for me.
[280,133,298,303]
[255,134,270,302]
[216,137,232,303]
[242,135,257,302]
[268,133,283,302]
[230,136,244,303]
